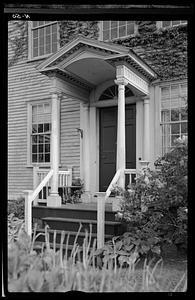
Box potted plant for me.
[67,178,84,204]
[111,185,124,212]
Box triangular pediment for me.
[38,36,129,71]
[37,36,157,89]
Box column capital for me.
[143,95,150,104]
[114,78,128,86]
[49,88,62,100]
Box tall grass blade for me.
[59,230,65,266]
[172,272,187,292]
[64,232,70,261]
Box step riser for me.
[43,220,122,236]
[33,207,116,222]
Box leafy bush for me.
[8,197,25,219]
[7,225,187,292]
[8,214,24,244]
[120,136,188,256]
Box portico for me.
[37,36,157,206]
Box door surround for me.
[80,95,144,196]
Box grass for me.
[7,220,187,293]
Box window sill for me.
[26,164,62,168]
[101,33,138,42]
[27,54,53,63]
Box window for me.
[161,20,187,28]
[30,21,58,59]
[160,82,187,155]
[99,85,134,101]
[100,21,136,41]
[30,102,51,164]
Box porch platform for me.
[34,202,113,211]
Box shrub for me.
[7,225,187,292]
[119,136,187,256]
[8,197,25,219]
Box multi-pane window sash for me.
[31,21,58,58]
[102,21,135,41]
[161,20,187,28]
[160,83,187,155]
[31,103,51,163]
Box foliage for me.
[8,197,25,219]
[59,21,99,47]
[64,178,84,204]
[8,21,28,67]
[93,233,161,269]
[7,225,187,292]
[8,20,187,81]
[120,136,188,255]
[115,21,187,80]
[8,214,25,244]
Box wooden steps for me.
[42,217,122,235]
[32,203,125,255]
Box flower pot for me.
[112,196,123,212]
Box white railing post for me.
[97,192,106,249]
[67,166,72,186]
[23,190,33,237]
[33,166,39,204]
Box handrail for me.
[31,169,54,201]
[105,168,122,199]
[97,168,122,249]
[24,169,54,237]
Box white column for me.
[47,92,61,207]
[114,78,128,189]
[143,96,150,162]
[80,102,91,203]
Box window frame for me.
[98,21,138,41]
[28,21,60,61]
[159,80,187,155]
[27,99,52,167]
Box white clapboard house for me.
[8,20,188,247]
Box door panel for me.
[99,104,136,192]
[99,107,117,192]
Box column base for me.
[47,195,62,207]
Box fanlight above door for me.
[99,85,134,101]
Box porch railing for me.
[33,167,72,202]
[24,166,72,237]
[97,168,136,249]
[124,168,137,187]
[24,169,54,236]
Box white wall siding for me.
[8,59,53,199]
[60,95,80,179]
[8,21,84,199]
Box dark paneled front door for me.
[99,104,136,192]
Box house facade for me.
[8,20,188,202]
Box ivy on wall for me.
[8,20,187,81]
[114,21,187,80]
[8,21,28,67]
[59,21,99,47]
